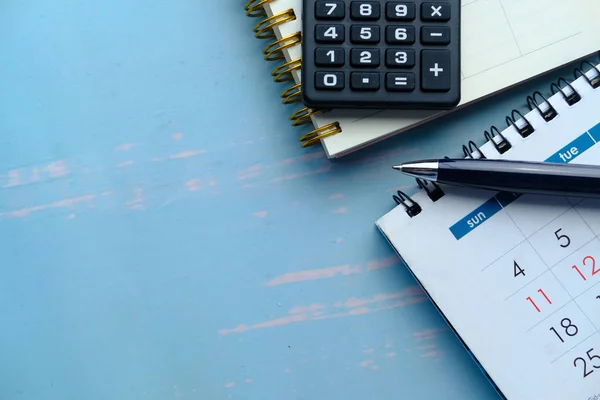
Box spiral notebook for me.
[376,60,600,399]
[244,0,600,158]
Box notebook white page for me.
[263,0,600,158]
[376,64,600,399]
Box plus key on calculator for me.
[301,0,461,110]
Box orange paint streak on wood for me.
[265,264,361,286]
[217,287,426,336]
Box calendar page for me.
[376,64,600,400]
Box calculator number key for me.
[421,26,451,45]
[350,72,380,91]
[386,73,415,91]
[385,49,415,68]
[315,1,345,19]
[315,25,345,43]
[385,26,415,44]
[315,48,345,67]
[350,49,380,67]
[421,2,451,21]
[421,49,451,91]
[350,1,381,20]
[386,2,416,21]
[350,25,380,43]
[315,72,345,90]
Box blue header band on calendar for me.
[589,122,600,142]
[449,122,600,240]
[449,193,523,240]
[544,131,595,163]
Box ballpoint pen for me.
[394,158,600,198]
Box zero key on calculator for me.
[301,0,461,110]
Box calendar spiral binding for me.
[244,0,342,147]
[392,54,600,219]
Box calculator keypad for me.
[385,25,415,44]
[421,2,450,21]
[386,2,415,21]
[421,26,450,45]
[315,71,345,90]
[315,24,345,43]
[302,0,461,110]
[350,48,380,67]
[350,1,380,20]
[350,25,380,43]
[385,49,415,68]
[315,1,345,18]
[351,72,380,90]
[386,72,415,91]
[421,49,451,91]
[315,48,345,66]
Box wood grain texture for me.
[0,1,579,399]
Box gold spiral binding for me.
[271,58,302,83]
[253,9,296,39]
[281,83,301,104]
[300,123,342,147]
[244,0,274,17]
[245,2,343,147]
[290,106,327,126]
[263,32,302,61]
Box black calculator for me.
[301,0,461,110]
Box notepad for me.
[376,60,600,399]
[247,0,600,157]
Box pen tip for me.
[392,165,403,170]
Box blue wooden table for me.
[0,1,577,399]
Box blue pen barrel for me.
[438,159,600,197]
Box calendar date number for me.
[574,348,600,378]
[513,260,525,278]
[526,289,552,312]
[572,255,599,281]
[555,228,571,248]
[549,318,579,343]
